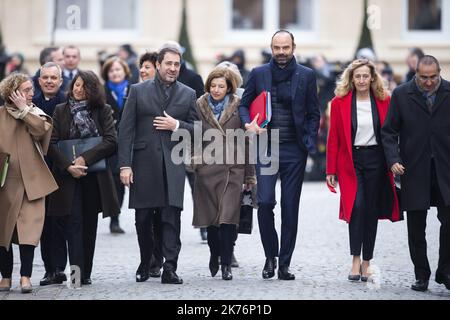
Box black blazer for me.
[351,91,381,146]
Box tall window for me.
[232,0,264,29]
[279,0,312,30]
[102,0,136,29]
[231,0,315,33]
[55,0,88,30]
[408,0,441,31]
[54,0,137,31]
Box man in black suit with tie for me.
[382,55,450,292]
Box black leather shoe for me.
[136,264,150,283]
[110,223,125,234]
[40,272,55,286]
[435,272,450,290]
[411,279,429,292]
[161,270,183,284]
[221,265,233,280]
[262,257,277,279]
[53,271,67,284]
[81,278,92,285]
[149,266,161,278]
[209,255,220,277]
[278,266,295,280]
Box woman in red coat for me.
[326,59,400,282]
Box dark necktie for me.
[69,71,73,80]
[423,92,434,114]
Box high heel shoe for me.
[209,255,219,277]
[221,265,232,280]
[0,278,12,292]
[20,278,33,294]
[361,265,371,282]
[348,266,361,282]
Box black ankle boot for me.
[221,265,232,280]
[262,257,277,279]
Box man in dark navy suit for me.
[239,30,320,280]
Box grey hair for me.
[216,61,243,88]
[40,62,63,78]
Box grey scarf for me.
[68,99,99,139]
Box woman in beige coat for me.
[0,73,58,293]
[193,67,256,280]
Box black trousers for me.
[40,199,67,274]
[150,211,163,270]
[53,176,100,280]
[407,161,450,280]
[349,146,385,261]
[207,224,237,266]
[0,244,35,278]
[110,172,125,225]
[135,206,181,272]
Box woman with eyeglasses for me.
[0,73,58,293]
[326,59,401,282]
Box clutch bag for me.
[57,136,106,173]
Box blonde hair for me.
[335,59,387,100]
[0,72,31,104]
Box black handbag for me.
[238,190,254,234]
[57,136,106,173]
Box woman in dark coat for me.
[47,70,119,286]
[193,67,256,280]
[326,59,400,282]
[102,57,131,234]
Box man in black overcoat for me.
[118,47,197,284]
[382,55,450,292]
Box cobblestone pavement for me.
[1,181,449,300]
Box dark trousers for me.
[53,176,100,280]
[349,146,385,260]
[150,172,196,270]
[0,244,35,278]
[256,142,307,268]
[207,224,237,266]
[40,199,67,274]
[407,161,450,280]
[110,172,125,225]
[150,211,163,270]
[135,206,181,272]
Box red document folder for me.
[249,91,271,128]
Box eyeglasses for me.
[418,74,439,82]
[21,87,34,94]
